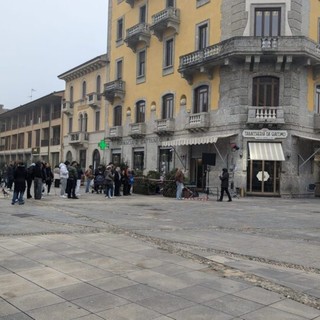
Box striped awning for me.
[162,133,237,147]
[248,142,285,161]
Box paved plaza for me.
[0,189,320,319]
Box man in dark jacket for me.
[218,168,232,202]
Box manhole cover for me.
[12,213,35,218]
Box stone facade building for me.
[0,92,63,167]
[103,0,320,196]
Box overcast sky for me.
[0,0,108,109]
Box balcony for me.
[178,36,320,84]
[125,23,151,52]
[87,92,101,108]
[314,114,320,131]
[50,137,61,145]
[41,139,49,147]
[125,0,134,7]
[103,80,125,104]
[247,106,285,126]
[185,113,210,132]
[154,119,175,136]
[129,122,146,138]
[62,101,73,115]
[109,126,123,140]
[150,7,180,41]
[68,131,89,147]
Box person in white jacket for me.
[59,161,69,198]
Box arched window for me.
[83,113,88,132]
[114,106,122,126]
[136,100,145,123]
[252,76,279,107]
[78,114,83,131]
[194,85,208,113]
[66,151,73,163]
[162,94,174,119]
[96,75,101,101]
[92,149,101,170]
[82,81,87,99]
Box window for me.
[255,8,280,37]
[114,105,122,126]
[198,23,208,50]
[117,17,123,41]
[166,0,174,7]
[78,114,83,131]
[140,5,146,23]
[82,81,87,99]
[196,0,210,7]
[252,77,279,107]
[133,150,144,171]
[96,75,101,100]
[95,111,100,131]
[136,100,145,123]
[316,85,320,113]
[194,85,208,113]
[162,94,174,119]
[116,59,123,80]
[68,117,73,133]
[164,38,174,68]
[84,113,88,132]
[35,129,40,147]
[27,131,32,148]
[137,49,146,79]
[70,86,74,103]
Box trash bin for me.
[315,182,320,197]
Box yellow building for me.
[0,92,63,167]
[104,0,320,196]
[58,54,109,169]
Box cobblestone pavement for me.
[0,189,320,319]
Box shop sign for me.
[242,129,288,140]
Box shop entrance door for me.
[247,160,280,195]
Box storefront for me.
[243,129,287,196]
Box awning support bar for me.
[213,143,227,165]
[298,147,320,170]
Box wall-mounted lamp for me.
[126,107,131,116]
[150,102,156,111]
[286,152,291,159]
[239,152,243,158]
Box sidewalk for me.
[0,191,320,319]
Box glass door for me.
[247,160,280,195]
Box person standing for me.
[175,168,184,200]
[84,165,94,193]
[26,163,35,199]
[59,161,69,198]
[53,165,60,188]
[104,165,114,198]
[44,163,54,195]
[66,161,78,199]
[75,163,84,196]
[218,168,232,202]
[11,161,27,205]
[114,166,122,196]
[6,161,15,191]
[33,161,46,200]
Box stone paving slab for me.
[1,193,320,319]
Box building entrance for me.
[246,160,281,195]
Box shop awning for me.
[248,142,285,161]
[161,133,237,147]
[293,134,320,142]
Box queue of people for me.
[2,161,232,204]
